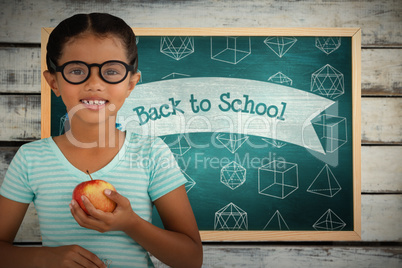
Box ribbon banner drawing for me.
[117,77,334,154]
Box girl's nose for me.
[84,67,105,90]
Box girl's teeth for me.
[82,100,106,105]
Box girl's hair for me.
[46,13,138,73]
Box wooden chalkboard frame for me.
[41,28,361,241]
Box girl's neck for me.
[64,118,124,150]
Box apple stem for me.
[86,170,94,181]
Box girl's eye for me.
[64,64,87,76]
[104,69,120,76]
[70,69,86,75]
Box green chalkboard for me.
[42,28,361,241]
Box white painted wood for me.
[361,194,402,242]
[361,98,402,144]
[362,146,402,193]
[0,147,18,180]
[152,245,402,268]
[0,0,401,45]
[361,49,402,96]
[0,47,41,94]
[0,95,41,141]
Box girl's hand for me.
[70,190,137,233]
[44,245,106,268]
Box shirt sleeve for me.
[147,137,187,202]
[0,146,34,203]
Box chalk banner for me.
[46,30,361,241]
[119,77,335,154]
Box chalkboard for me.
[41,28,361,241]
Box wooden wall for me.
[0,0,401,266]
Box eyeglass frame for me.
[48,57,136,85]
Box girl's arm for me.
[0,196,106,268]
[71,185,203,268]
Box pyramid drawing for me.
[163,135,191,156]
[264,36,297,58]
[262,138,286,149]
[161,72,190,80]
[307,164,341,197]
[268,72,292,86]
[313,209,346,231]
[263,210,290,230]
[216,133,249,153]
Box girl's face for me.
[45,33,140,127]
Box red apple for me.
[72,171,117,214]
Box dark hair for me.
[46,13,138,73]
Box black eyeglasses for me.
[49,58,136,85]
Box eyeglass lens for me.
[63,62,128,84]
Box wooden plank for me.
[0,47,41,94]
[361,194,402,242]
[1,47,401,96]
[10,193,402,243]
[151,245,402,268]
[362,146,402,193]
[0,0,401,46]
[361,98,402,144]
[362,49,402,96]
[0,147,18,181]
[0,95,41,141]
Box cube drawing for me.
[211,36,251,64]
[312,114,347,153]
[258,160,298,199]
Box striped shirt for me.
[0,132,187,267]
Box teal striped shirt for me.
[0,132,187,267]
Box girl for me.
[0,13,202,268]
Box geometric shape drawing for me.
[216,133,249,153]
[163,135,191,156]
[258,160,298,199]
[268,71,292,86]
[263,210,290,230]
[311,114,347,153]
[181,169,196,193]
[263,36,297,58]
[313,209,346,231]
[307,164,341,197]
[261,138,286,149]
[160,36,195,61]
[59,113,69,135]
[311,64,344,99]
[161,72,190,80]
[214,202,248,230]
[315,37,341,55]
[211,36,251,64]
[220,161,247,190]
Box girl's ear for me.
[126,72,141,97]
[43,70,61,97]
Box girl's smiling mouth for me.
[81,99,108,110]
